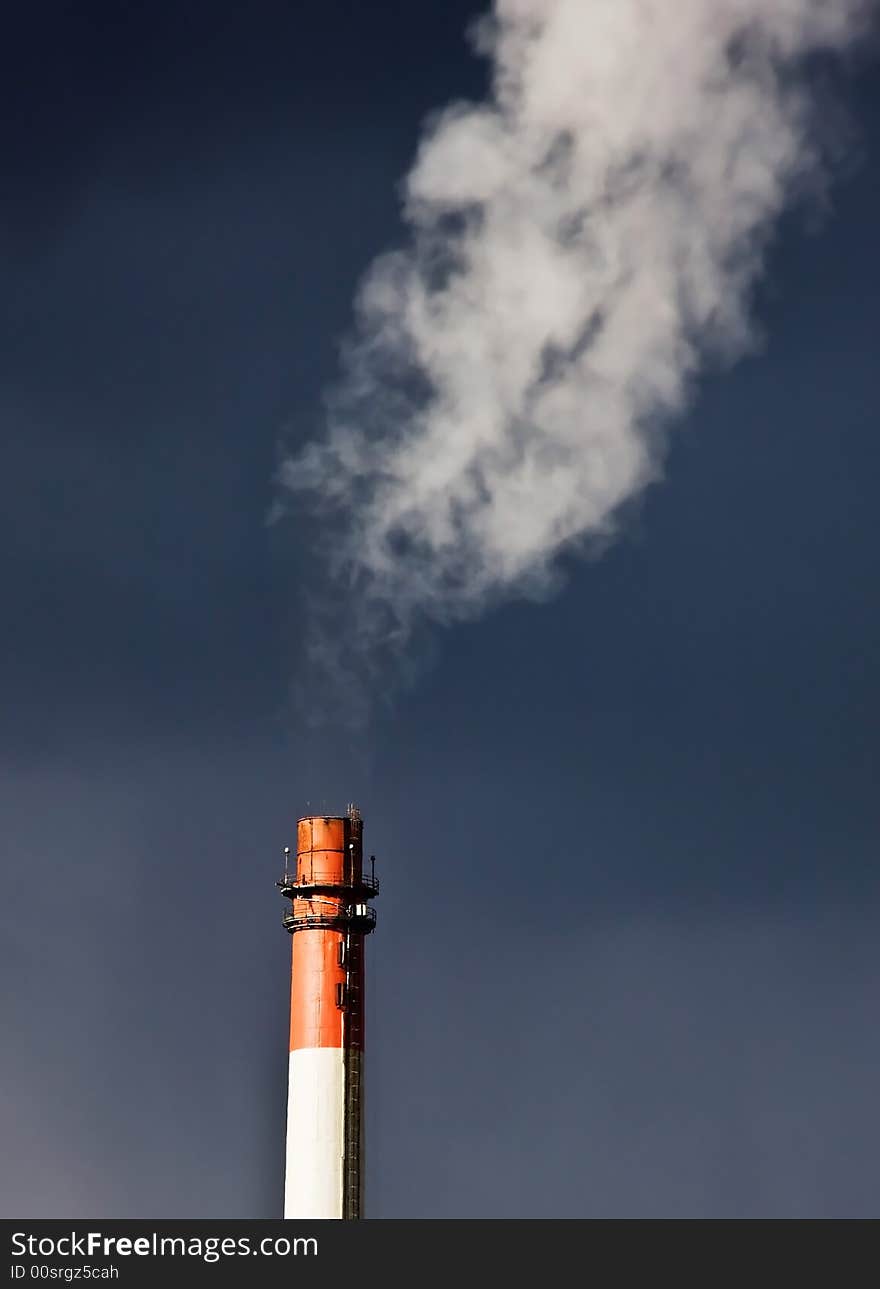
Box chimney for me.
[277,806,378,1218]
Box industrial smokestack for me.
[276,0,875,709]
[277,805,378,1219]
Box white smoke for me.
[278,0,874,705]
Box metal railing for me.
[281,904,377,935]
[277,870,379,898]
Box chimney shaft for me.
[278,807,377,1218]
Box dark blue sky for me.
[2,2,878,1217]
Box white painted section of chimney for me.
[284,1047,346,1219]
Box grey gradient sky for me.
[1,1,879,1217]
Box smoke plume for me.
[277,0,874,711]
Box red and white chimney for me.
[278,805,378,1218]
